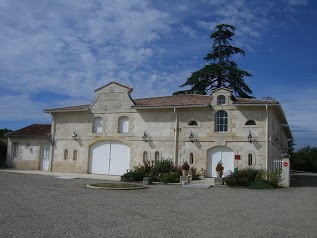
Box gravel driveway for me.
[0,171,316,238]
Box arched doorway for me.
[207,146,234,177]
[89,141,130,175]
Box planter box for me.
[180,176,190,183]
[143,177,153,185]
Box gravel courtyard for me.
[0,171,316,238]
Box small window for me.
[188,120,198,126]
[248,153,253,166]
[217,95,226,105]
[73,149,78,161]
[245,120,256,125]
[189,153,194,165]
[143,151,148,164]
[12,143,19,159]
[118,116,129,133]
[93,117,103,133]
[155,151,160,163]
[64,149,69,160]
[215,110,228,132]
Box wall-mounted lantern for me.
[189,130,198,143]
[142,131,149,143]
[247,130,253,143]
[72,131,79,141]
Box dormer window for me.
[245,120,256,126]
[217,95,226,105]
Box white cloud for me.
[288,0,309,6]
[179,25,197,38]
[0,0,315,152]
[0,94,50,121]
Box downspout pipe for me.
[174,108,179,165]
[266,105,269,173]
[50,113,55,171]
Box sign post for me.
[281,154,291,187]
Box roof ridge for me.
[134,94,210,101]
[95,81,133,92]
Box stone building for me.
[6,82,292,177]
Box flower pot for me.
[216,171,223,178]
[182,170,189,176]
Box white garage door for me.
[89,141,130,175]
[207,146,234,177]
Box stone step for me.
[191,177,225,186]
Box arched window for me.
[143,151,148,164]
[73,149,78,161]
[248,153,253,166]
[118,116,129,133]
[245,120,256,125]
[215,110,228,132]
[63,149,69,160]
[217,95,226,105]
[189,153,194,165]
[93,117,103,133]
[188,120,198,126]
[155,151,160,163]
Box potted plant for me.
[215,161,224,178]
[181,161,190,176]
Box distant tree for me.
[0,128,11,166]
[287,139,295,156]
[291,145,317,172]
[174,24,253,98]
[0,128,12,138]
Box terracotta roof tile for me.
[44,104,89,112]
[6,124,51,137]
[133,94,212,107]
[234,98,278,105]
[43,94,279,112]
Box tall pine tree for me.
[174,24,253,98]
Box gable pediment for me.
[90,82,135,112]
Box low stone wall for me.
[11,160,39,170]
[52,161,87,173]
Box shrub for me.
[224,168,280,189]
[225,168,262,187]
[151,160,174,175]
[121,170,145,182]
[267,169,281,187]
[160,173,180,184]
[190,167,203,180]
[121,158,201,183]
[248,179,276,189]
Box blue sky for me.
[0,0,316,150]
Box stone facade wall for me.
[7,84,291,175]
[6,137,50,170]
[49,91,272,174]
